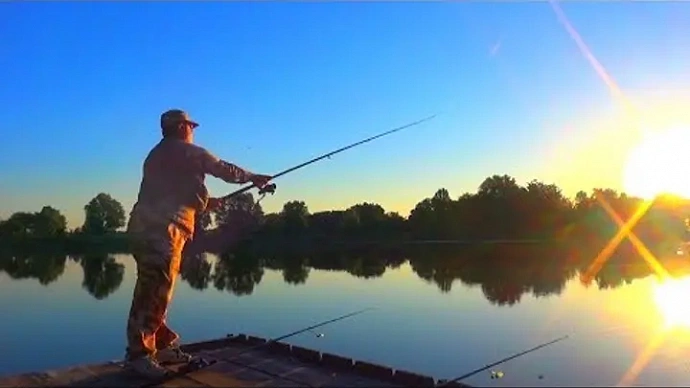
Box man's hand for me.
[206,197,224,211]
[249,173,272,188]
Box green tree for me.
[213,192,263,228]
[574,190,591,210]
[409,188,456,239]
[522,180,573,237]
[82,193,126,234]
[343,203,388,238]
[0,207,67,239]
[0,212,37,238]
[309,210,347,237]
[34,206,68,237]
[281,200,310,235]
[477,174,524,199]
[474,175,528,238]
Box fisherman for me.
[124,109,272,378]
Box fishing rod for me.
[220,114,439,201]
[215,307,375,387]
[142,308,374,387]
[227,307,375,360]
[437,335,569,387]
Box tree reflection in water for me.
[72,252,125,300]
[180,252,213,291]
[211,250,265,296]
[0,250,67,285]
[2,240,689,304]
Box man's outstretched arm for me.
[196,148,254,183]
[192,145,272,187]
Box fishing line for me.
[438,335,570,387]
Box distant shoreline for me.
[0,232,682,257]
[0,232,558,252]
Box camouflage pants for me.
[125,222,188,360]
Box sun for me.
[623,126,690,199]
[652,277,690,329]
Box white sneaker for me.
[156,345,194,364]
[125,355,169,379]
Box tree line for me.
[0,193,126,239]
[2,174,689,252]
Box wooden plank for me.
[266,341,292,356]
[214,361,276,385]
[72,362,157,387]
[29,365,101,386]
[181,341,403,388]
[320,353,355,371]
[156,375,208,388]
[391,370,436,387]
[222,353,338,388]
[352,361,395,381]
[199,360,246,375]
[222,358,312,387]
[185,369,258,388]
[0,373,45,388]
[0,334,459,388]
[290,345,322,363]
[222,351,275,368]
[320,374,399,388]
[180,335,242,354]
[253,378,311,388]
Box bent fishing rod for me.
[221,114,439,201]
[437,335,569,387]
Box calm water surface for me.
[2,248,690,387]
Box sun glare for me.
[652,277,690,329]
[623,127,690,199]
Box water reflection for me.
[73,253,125,300]
[212,251,265,296]
[0,251,67,285]
[0,249,126,300]
[265,253,310,285]
[180,252,212,291]
[2,241,689,306]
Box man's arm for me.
[193,146,254,184]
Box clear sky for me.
[3,2,690,228]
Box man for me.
[124,109,271,378]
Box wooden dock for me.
[0,334,469,387]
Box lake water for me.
[2,246,690,387]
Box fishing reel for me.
[258,183,277,195]
[254,183,276,205]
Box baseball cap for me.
[160,109,199,129]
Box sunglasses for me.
[182,120,199,129]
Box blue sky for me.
[3,2,690,228]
